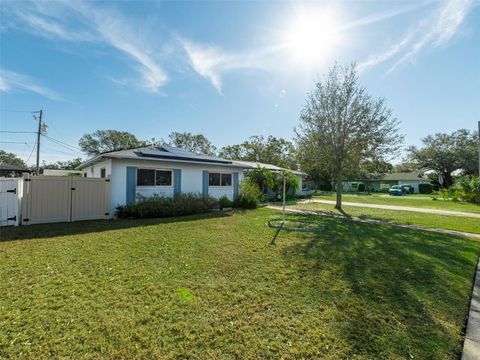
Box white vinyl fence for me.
[0,175,111,227]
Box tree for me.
[219,135,297,169]
[164,132,217,156]
[407,129,479,188]
[79,130,144,156]
[0,150,27,168]
[392,161,418,173]
[41,158,82,170]
[296,63,402,209]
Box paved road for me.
[303,199,480,219]
[266,205,480,240]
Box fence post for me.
[21,173,30,225]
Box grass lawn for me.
[312,192,480,214]
[1,209,479,358]
[293,202,480,234]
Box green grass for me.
[312,192,480,213]
[1,209,479,359]
[293,202,480,234]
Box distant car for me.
[301,187,315,195]
[389,185,406,196]
[400,184,414,194]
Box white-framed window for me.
[137,168,172,187]
[208,172,232,187]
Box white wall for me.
[83,159,112,178]
[105,159,245,215]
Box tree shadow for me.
[279,213,480,358]
[0,211,233,243]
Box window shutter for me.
[202,170,209,197]
[233,172,239,199]
[173,169,181,195]
[126,166,137,205]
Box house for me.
[342,172,430,193]
[77,145,304,215]
[0,164,31,178]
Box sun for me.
[281,7,339,66]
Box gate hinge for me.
[6,188,16,194]
[105,212,110,216]
[71,187,76,190]
[23,218,29,222]
[105,179,110,182]
[24,178,31,182]
[7,216,16,221]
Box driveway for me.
[303,199,480,219]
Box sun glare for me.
[282,7,339,66]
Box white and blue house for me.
[77,145,304,216]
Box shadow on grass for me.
[0,211,233,243]
[277,212,480,358]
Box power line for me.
[0,130,36,134]
[25,141,37,164]
[42,135,83,155]
[0,141,33,144]
[42,144,82,156]
[0,109,36,113]
[42,135,83,152]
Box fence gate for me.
[0,178,22,226]
[71,177,110,221]
[22,176,110,225]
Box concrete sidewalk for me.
[304,199,480,219]
[266,205,480,240]
[463,258,480,359]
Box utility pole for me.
[35,110,43,176]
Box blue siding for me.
[126,166,137,205]
[233,172,239,199]
[202,170,209,197]
[173,169,181,195]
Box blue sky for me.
[0,0,479,165]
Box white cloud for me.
[181,38,280,93]
[0,69,64,101]
[3,0,167,92]
[359,0,476,73]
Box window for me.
[209,172,232,187]
[208,173,220,186]
[155,170,172,186]
[137,168,172,186]
[137,169,155,186]
[221,173,232,186]
[100,168,106,178]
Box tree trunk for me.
[335,171,342,209]
[443,171,453,188]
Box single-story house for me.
[0,164,31,177]
[77,145,304,215]
[342,172,430,193]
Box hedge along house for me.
[77,145,304,215]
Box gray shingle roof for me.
[77,146,304,176]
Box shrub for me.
[234,178,262,209]
[451,176,480,203]
[419,183,433,194]
[318,183,332,191]
[116,193,218,219]
[218,195,233,210]
[357,183,366,192]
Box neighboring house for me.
[342,172,429,193]
[0,164,31,177]
[77,145,304,215]
[42,169,84,176]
